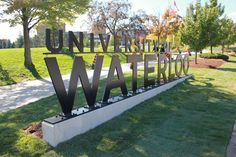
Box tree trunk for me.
[222,43,224,54]
[195,51,198,64]
[114,34,117,52]
[23,20,34,69]
[210,45,213,54]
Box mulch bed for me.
[23,122,43,139]
[189,58,225,69]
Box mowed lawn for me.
[0,47,127,86]
[0,55,236,156]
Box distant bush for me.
[61,47,69,53]
[228,52,236,57]
[225,49,234,53]
[199,53,229,61]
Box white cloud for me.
[228,12,236,16]
[227,12,236,23]
[0,23,21,42]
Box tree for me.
[2,41,6,48]
[148,8,183,44]
[7,40,11,48]
[1,0,90,68]
[88,0,131,51]
[15,34,24,48]
[205,0,224,53]
[148,14,167,43]
[36,20,66,48]
[181,0,229,57]
[180,1,208,64]
[226,24,236,48]
[124,10,149,35]
[11,42,15,48]
[219,17,236,53]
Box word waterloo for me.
[44,29,190,117]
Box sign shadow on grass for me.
[1,77,235,156]
[217,68,236,73]
[46,78,236,157]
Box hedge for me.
[199,53,229,61]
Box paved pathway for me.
[0,63,135,112]
[226,121,236,157]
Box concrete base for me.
[226,120,236,157]
[42,75,192,147]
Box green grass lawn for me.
[0,56,236,156]
[0,47,191,86]
[0,47,127,86]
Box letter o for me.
[183,54,190,75]
[175,54,183,77]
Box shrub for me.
[228,52,236,57]
[225,49,234,53]
[61,47,69,53]
[199,53,229,61]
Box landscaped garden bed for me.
[190,58,225,69]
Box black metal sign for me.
[44,29,190,117]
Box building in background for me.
[31,23,66,48]
[0,39,12,48]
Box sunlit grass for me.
[0,47,127,86]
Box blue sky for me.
[0,0,236,41]
[129,0,236,20]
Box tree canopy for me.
[148,8,183,43]
[88,0,149,51]
[219,17,236,52]
[88,0,131,36]
[205,0,224,53]
[181,1,208,53]
[180,1,209,63]
[180,0,236,63]
[0,0,90,68]
[1,0,89,28]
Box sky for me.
[0,0,236,42]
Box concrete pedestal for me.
[42,75,192,147]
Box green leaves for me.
[180,0,232,53]
[219,17,236,47]
[181,1,208,53]
[1,0,90,29]
[0,0,90,67]
[88,0,131,35]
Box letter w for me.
[45,56,103,116]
